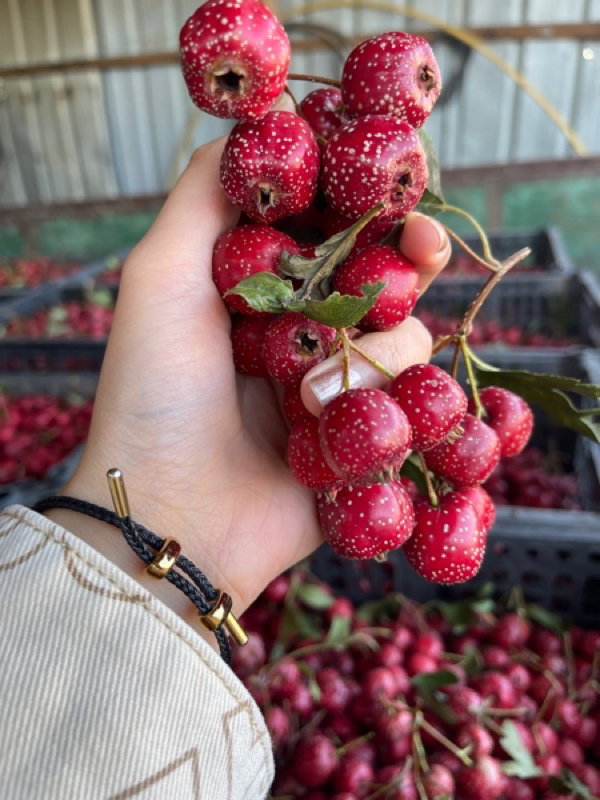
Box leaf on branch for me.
[432,592,496,634]
[417,187,445,217]
[289,282,385,329]
[355,594,402,624]
[399,454,428,496]
[279,203,385,285]
[549,769,595,798]
[523,603,566,635]
[326,614,352,644]
[474,364,600,444]
[225,272,295,313]
[413,669,459,725]
[500,721,544,778]
[296,583,335,610]
[418,129,444,202]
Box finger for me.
[300,316,433,416]
[399,211,451,294]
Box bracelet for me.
[32,468,248,666]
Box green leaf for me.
[417,187,445,217]
[326,614,352,644]
[355,594,402,624]
[418,129,444,202]
[225,272,295,313]
[433,595,496,634]
[413,670,460,725]
[289,282,385,329]
[88,288,115,309]
[500,721,543,778]
[523,603,566,635]
[272,603,323,656]
[399,454,427,495]
[549,769,594,798]
[279,203,385,285]
[474,362,600,444]
[296,583,334,610]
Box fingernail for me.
[305,359,366,410]
[430,217,447,253]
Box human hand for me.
[54,137,451,620]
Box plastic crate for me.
[0,372,98,510]
[312,348,600,627]
[417,228,584,337]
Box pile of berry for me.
[484,448,580,512]
[0,394,93,484]
[0,259,81,290]
[235,571,600,799]
[415,312,576,350]
[179,0,544,584]
[1,297,115,341]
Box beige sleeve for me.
[0,506,274,800]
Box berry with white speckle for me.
[341,32,441,128]
[317,479,415,559]
[212,224,299,316]
[263,312,337,388]
[390,364,468,451]
[230,315,272,376]
[403,491,486,584]
[220,111,321,223]
[288,417,345,491]
[319,388,412,484]
[180,0,291,121]
[299,87,349,146]
[470,387,534,458]
[333,244,419,332]
[322,115,428,221]
[424,413,501,489]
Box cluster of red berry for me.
[0,394,93,483]
[179,0,541,583]
[0,259,81,290]
[1,299,115,341]
[235,572,600,799]
[415,312,576,350]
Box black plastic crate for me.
[312,348,600,627]
[0,372,98,511]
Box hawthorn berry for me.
[332,244,419,332]
[230,315,271,376]
[299,87,349,145]
[390,363,468,451]
[470,387,534,458]
[341,32,441,127]
[288,417,345,491]
[180,0,290,121]
[424,413,501,489]
[220,111,320,223]
[263,312,337,388]
[322,115,428,221]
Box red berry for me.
[341,32,441,128]
[319,388,412,483]
[333,244,419,332]
[470,387,534,458]
[456,756,504,800]
[231,631,265,677]
[406,651,438,675]
[390,363,468,451]
[572,764,600,795]
[230,315,271,376]
[283,385,313,427]
[264,705,290,747]
[180,0,290,121]
[332,756,373,798]
[424,414,501,489]
[263,575,290,603]
[373,705,413,740]
[532,721,558,756]
[573,715,598,749]
[491,613,531,649]
[443,685,484,726]
[288,682,314,719]
[473,673,516,709]
[503,777,534,800]
[212,225,298,315]
[268,657,300,700]
[292,733,339,788]
[318,480,415,559]
[403,492,486,584]
[317,669,351,715]
[422,764,455,799]
[299,87,349,144]
[263,312,337,388]
[375,766,417,800]
[557,738,584,767]
[505,663,531,693]
[220,111,320,223]
[288,418,345,491]
[456,723,494,758]
[481,645,510,668]
[323,206,396,250]
[322,116,428,221]
[413,631,443,658]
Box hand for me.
[52,137,451,621]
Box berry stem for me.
[418,452,439,507]
[417,715,473,765]
[460,337,484,420]
[347,339,395,380]
[450,339,461,380]
[341,328,351,391]
[287,72,341,88]
[436,204,499,268]
[442,224,499,272]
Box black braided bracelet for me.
[32,492,240,665]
